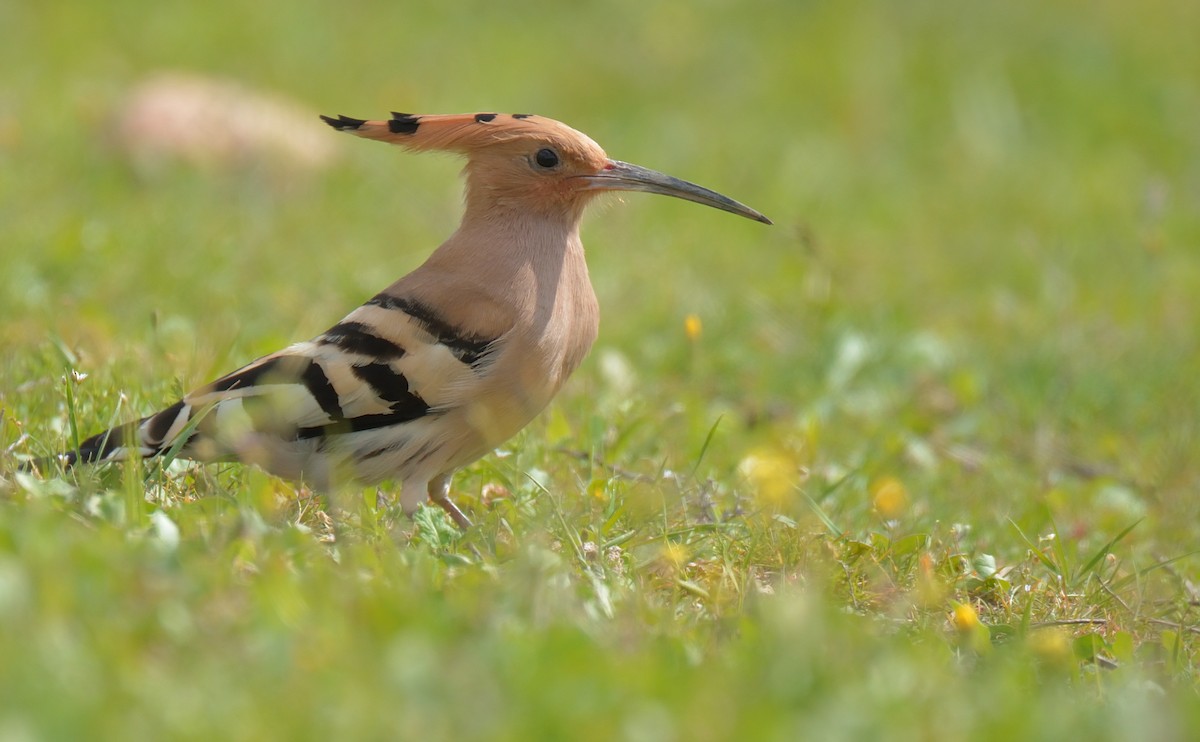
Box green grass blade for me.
[1074,519,1142,582]
[1008,518,1061,577]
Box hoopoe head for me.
[320,111,771,225]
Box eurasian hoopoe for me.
[35,111,770,529]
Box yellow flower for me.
[871,476,908,518]
[1028,628,1075,672]
[738,449,800,507]
[660,542,690,570]
[951,601,981,632]
[587,478,607,502]
[951,600,991,653]
[684,313,702,342]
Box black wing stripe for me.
[207,357,286,394]
[76,421,141,462]
[295,406,431,440]
[349,362,428,420]
[300,360,344,421]
[318,322,406,360]
[350,362,413,404]
[205,355,342,422]
[366,293,496,366]
[144,399,187,445]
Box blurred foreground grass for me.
[1,0,1198,739]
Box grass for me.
[2,0,1199,738]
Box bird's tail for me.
[23,399,195,474]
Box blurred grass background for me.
[2,0,1199,739]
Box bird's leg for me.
[428,475,473,530]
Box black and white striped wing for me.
[65,294,499,481]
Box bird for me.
[31,111,771,529]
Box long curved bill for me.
[580,160,772,225]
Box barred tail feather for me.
[27,398,197,473]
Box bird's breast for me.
[454,250,598,453]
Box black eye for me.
[535,148,560,168]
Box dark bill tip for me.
[580,160,771,225]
